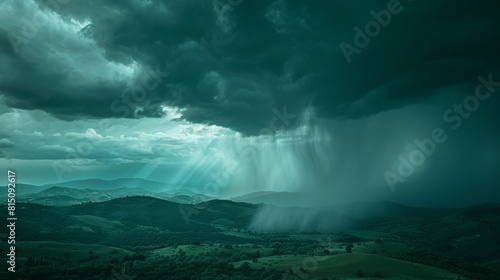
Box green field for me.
[15,241,136,266]
[234,253,465,279]
[1,198,499,279]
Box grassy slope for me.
[14,241,135,266]
[235,253,466,279]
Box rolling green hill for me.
[236,253,467,279]
[1,197,499,279]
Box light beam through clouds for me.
[0,0,499,210]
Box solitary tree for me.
[345,243,354,253]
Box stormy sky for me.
[1,0,499,207]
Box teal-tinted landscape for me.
[1,179,499,279]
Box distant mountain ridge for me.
[41,178,172,193]
[17,186,152,206]
[231,191,316,207]
[12,185,213,206]
[1,178,173,193]
[0,178,210,206]
[0,183,49,194]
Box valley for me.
[1,185,499,279]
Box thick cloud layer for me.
[1,0,499,135]
[1,0,500,209]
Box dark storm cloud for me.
[0,137,15,148]
[1,0,500,134]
